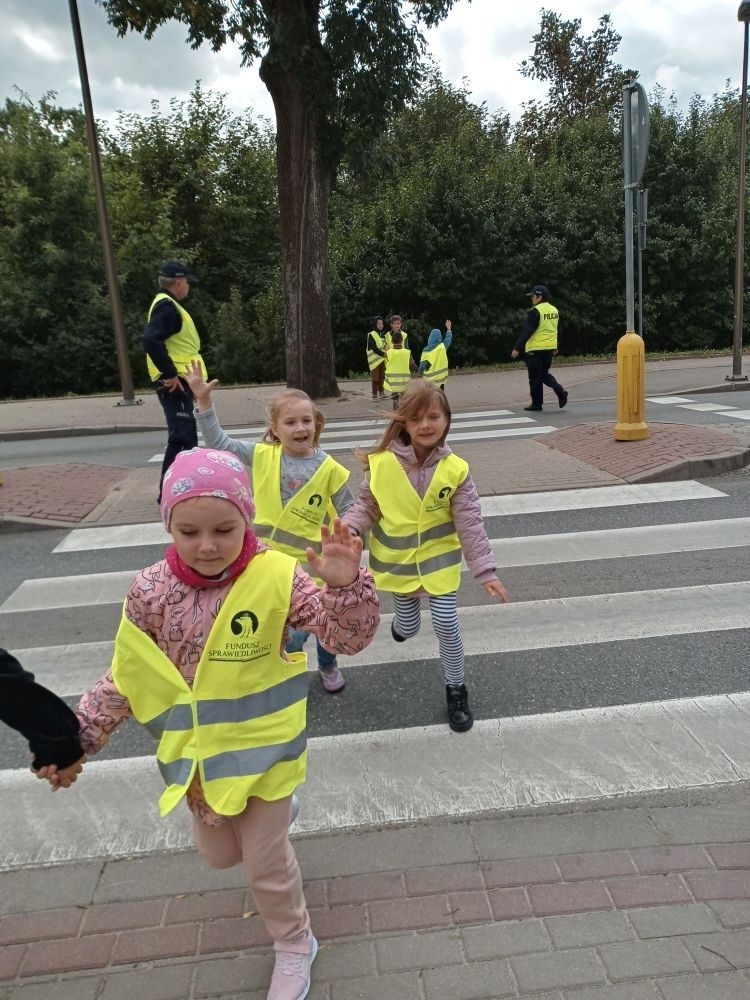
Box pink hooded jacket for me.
[343,438,498,589]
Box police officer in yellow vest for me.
[143,261,208,501]
[511,284,568,412]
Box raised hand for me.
[186,359,219,409]
[306,517,363,589]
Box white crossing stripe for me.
[13,579,750,695]
[3,690,750,869]
[53,481,727,554]
[677,402,735,412]
[14,516,750,614]
[718,410,750,421]
[647,396,696,404]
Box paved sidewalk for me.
[2,789,750,999]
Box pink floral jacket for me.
[76,543,379,824]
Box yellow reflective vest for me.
[368,451,468,595]
[385,330,410,350]
[366,330,386,371]
[420,343,449,385]
[111,550,307,818]
[145,292,207,382]
[252,443,350,574]
[525,302,559,352]
[384,348,412,394]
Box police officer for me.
[511,284,568,412]
[143,261,207,501]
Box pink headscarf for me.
[160,448,255,529]
[160,449,257,588]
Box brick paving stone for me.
[327,871,404,906]
[562,985,661,1000]
[512,948,606,993]
[193,954,274,996]
[597,939,694,981]
[0,864,102,917]
[94,853,244,903]
[685,870,750,900]
[629,846,713,875]
[626,902,720,939]
[309,939,374,980]
[461,919,549,960]
[708,900,750,927]
[446,891,492,925]
[706,844,750,869]
[369,895,451,933]
[7,978,101,1000]
[0,464,128,523]
[200,914,272,953]
[682,929,750,971]
[0,908,82,945]
[111,923,200,964]
[312,904,368,940]
[82,898,166,933]
[303,880,327,909]
[165,889,246,924]
[420,958,515,999]
[557,853,636,881]
[330,970,421,999]
[481,857,561,888]
[375,929,463,972]
[544,911,633,950]
[99,962,195,1000]
[406,864,483,896]
[21,934,116,977]
[529,881,613,917]
[656,971,750,1000]
[487,888,533,921]
[0,946,25,983]
[605,874,692,909]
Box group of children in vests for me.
[367,314,453,408]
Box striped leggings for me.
[392,592,465,686]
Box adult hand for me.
[186,360,219,409]
[483,580,509,603]
[33,756,86,792]
[306,517,363,589]
[510,349,519,359]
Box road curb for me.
[626,447,750,483]
[0,424,164,442]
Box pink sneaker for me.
[267,936,318,1000]
[318,663,345,693]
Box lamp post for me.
[68,0,137,404]
[728,0,750,383]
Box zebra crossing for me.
[648,393,750,421]
[3,478,750,869]
[147,408,557,463]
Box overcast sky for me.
[0,1,741,128]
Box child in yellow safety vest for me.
[384,330,417,410]
[418,320,453,390]
[187,363,355,694]
[45,449,379,1000]
[344,381,508,732]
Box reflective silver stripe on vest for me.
[387,373,411,388]
[371,519,457,551]
[254,523,323,555]
[426,365,448,381]
[369,547,462,577]
[202,730,307,781]
[198,673,309,726]
[158,756,194,787]
[145,703,194,739]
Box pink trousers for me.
[192,794,311,952]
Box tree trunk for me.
[260,5,340,399]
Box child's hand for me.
[483,580,508,603]
[445,319,452,331]
[186,360,219,408]
[33,756,86,792]
[306,518,363,589]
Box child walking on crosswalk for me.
[188,364,355,694]
[344,381,508,732]
[45,449,379,1000]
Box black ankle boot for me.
[391,622,407,643]
[446,684,473,732]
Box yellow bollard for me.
[613,331,649,441]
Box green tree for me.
[97,0,466,398]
